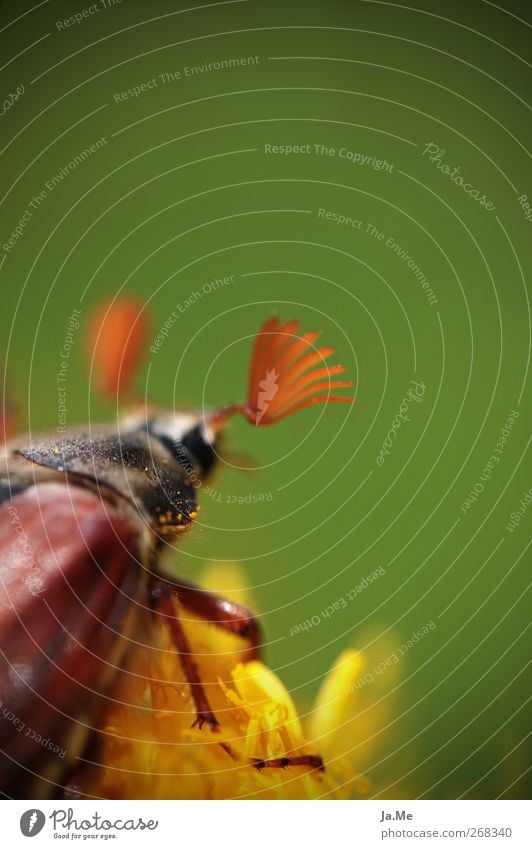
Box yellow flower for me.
[73,568,390,799]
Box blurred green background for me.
[1,0,530,798]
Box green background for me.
[1,0,530,798]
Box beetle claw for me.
[192,714,219,732]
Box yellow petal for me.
[309,649,365,746]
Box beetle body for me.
[0,310,354,797]
[0,410,217,796]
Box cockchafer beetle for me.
[0,302,355,797]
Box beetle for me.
[0,304,354,797]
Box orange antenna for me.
[86,297,149,401]
[1,370,17,443]
[217,316,355,427]
[0,397,16,443]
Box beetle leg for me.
[150,583,219,731]
[151,575,263,660]
[251,755,324,772]
[149,579,323,771]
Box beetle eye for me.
[180,424,217,476]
